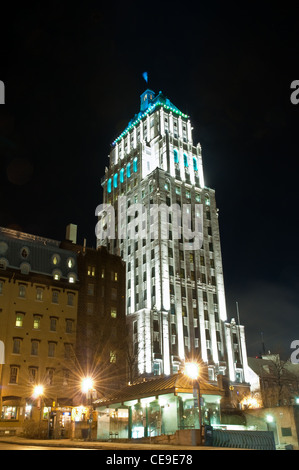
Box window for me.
[67,292,74,306]
[184,153,188,167]
[66,320,73,334]
[111,288,117,300]
[120,168,124,183]
[52,290,59,303]
[20,263,30,275]
[36,287,43,301]
[28,367,38,384]
[9,366,19,385]
[0,280,3,294]
[113,173,118,188]
[133,157,138,173]
[111,308,117,318]
[48,342,56,357]
[88,265,95,277]
[52,254,60,265]
[18,284,26,298]
[174,149,179,164]
[67,257,75,269]
[33,315,41,329]
[53,270,61,281]
[127,163,131,178]
[15,313,24,328]
[87,303,94,315]
[68,274,76,283]
[21,247,29,259]
[110,351,117,363]
[107,178,112,193]
[31,340,39,356]
[87,284,94,296]
[50,317,57,331]
[193,156,198,171]
[13,338,21,354]
[1,406,17,419]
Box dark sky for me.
[1,2,299,359]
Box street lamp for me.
[81,377,94,440]
[184,362,202,445]
[33,384,44,438]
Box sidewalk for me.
[0,435,219,450]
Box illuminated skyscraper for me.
[99,89,249,385]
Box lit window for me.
[107,178,112,193]
[120,168,124,183]
[184,153,188,167]
[193,156,198,171]
[52,254,60,265]
[110,351,117,363]
[174,149,179,164]
[111,308,117,318]
[133,157,138,173]
[68,274,76,283]
[87,266,95,276]
[15,313,24,327]
[205,194,210,206]
[113,173,118,188]
[67,258,75,269]
[33,316,41,329]
[53,270,61,281]
[127,163,131,178]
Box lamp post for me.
[184,362,202,445]
[81,377,94,440]
[33,384,44,438]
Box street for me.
[0,442,88,450]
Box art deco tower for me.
[98,89,249,385]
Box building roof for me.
[94,373,224,406]
[0,226,78,280]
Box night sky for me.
[1,2,299,360]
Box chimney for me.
[66,224,77,244]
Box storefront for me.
[95,373,224,440]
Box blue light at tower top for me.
[112,90,189,146]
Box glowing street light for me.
[33,384,44,399]
[184,362,200,380]
[81,377,94,441]
[81,377,94,394]
[183,362,202,445]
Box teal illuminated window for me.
[127,163,131,178]
[184,153,188,167]
[193,157,198,171]
[113,173,118,188]
[133,157,138,173]
[107,178,112,193]
[120,168,124,183]
[174,149,179,164]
